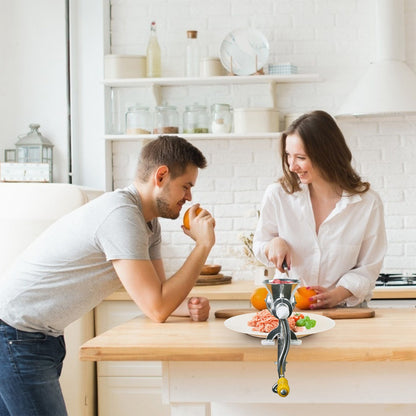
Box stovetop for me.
[375,273,416,287]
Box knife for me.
[282,259,290,278]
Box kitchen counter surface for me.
[83,306,416,414]
[80,307,416,362]
[104,279,416,301]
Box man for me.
[0,135,215,416]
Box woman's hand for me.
[265,237,291,272]
[187,297,210,321]
[308,286,352,309]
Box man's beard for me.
[156,186,180,219]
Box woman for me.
[253,110,387,308]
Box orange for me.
[183,206,202,230]
[294,287,317,310]
[250,287,268,310]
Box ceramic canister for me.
[200,57,227,77]
[233,107,280,133]
[104,54,146,78]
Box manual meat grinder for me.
[261,277,300,397]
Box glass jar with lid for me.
[125,105,152,134]
[153,105,179,134]
[210,103,232,133]
[183,104,209,133]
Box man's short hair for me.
[136,135,207,182]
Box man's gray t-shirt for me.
[0,184,161,336]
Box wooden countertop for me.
[104,279,416,301]
[80,307,416,362]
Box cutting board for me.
[195,275,232,286]
[197,273,225,282]
[214,307,375,319]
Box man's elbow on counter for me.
[147,310,169,323]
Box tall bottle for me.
[146,21,161,77]
[185,30,199,77]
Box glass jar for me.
[183,104,209,133]
[153,105,179,134]
[125,105,152,134]
[210,103,232,133]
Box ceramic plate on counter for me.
[219,28,270,75]
[224,312,335,338]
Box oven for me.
[368,273,416,308]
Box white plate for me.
[224,312,335,339]
[219,28,270,76]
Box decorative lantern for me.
[15,123,54,182]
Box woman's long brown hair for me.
[279,110,370,195]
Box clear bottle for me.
[146,21,161,78]
[185,30,199,77]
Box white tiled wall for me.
[108,0,416,276]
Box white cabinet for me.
[95,300,170,416]
[94,297,250,416]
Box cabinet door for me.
[95,300,142,334]
[98,377,170,416]
[95,300,162,377]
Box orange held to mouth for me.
[250,287,269,310]
[183,206,203,230]
[294,286,317,310]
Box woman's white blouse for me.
[253,182,387,306]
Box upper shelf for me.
[103,73,320,88]
[105,132,282,141]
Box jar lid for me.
[127,105,149,111]
[187,30,198,39]
[185,104,207,111]
[211,103,232,110]
[155,105,177,110]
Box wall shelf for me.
[105,73,319,134]
[103,73,319,88]
[105,132,282,141]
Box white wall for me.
[108,0,416,276]
[0,0,69,183]
[2,0,415,275]
[69,0,108,189]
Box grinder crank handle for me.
[272,377,290,397]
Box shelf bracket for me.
[269,81,278,109]
[150,84,162,107]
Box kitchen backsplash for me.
[109,0,416,276]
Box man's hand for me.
[188,297,210,321]
[182,205,215,249]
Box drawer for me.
[98,376,170,416]
[98,361,162,377]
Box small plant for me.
[239,232,264,267]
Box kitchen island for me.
[105,278,416,302]
[82,307,416,416]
